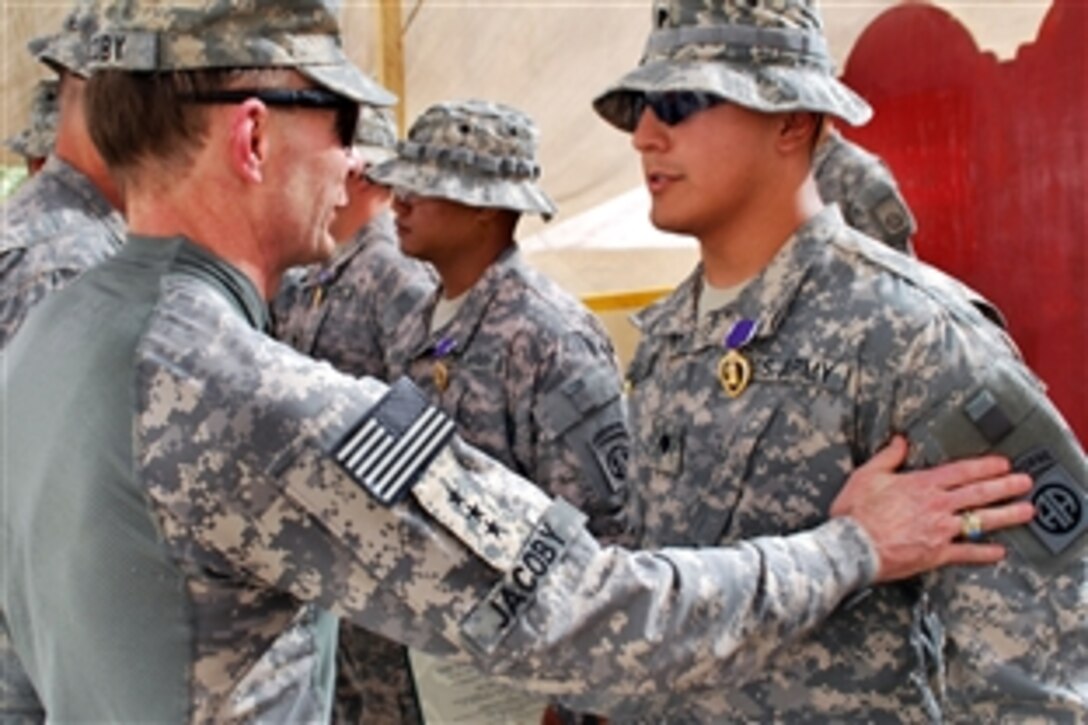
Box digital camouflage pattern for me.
[376,247,638,723]
[330,634,421,725]
[271,211,435,725]
[4,80,60,162]
[353,105,399,164]
[1,233,881,721]
[623,206,1087,721]
[272,211,436,381]
[387,247,638,545]
[89,0,395,106]
[594,0,872,132]
[814,127,917,255]
[0,156,125,348]
[27,0,103,78]
[367,100,556,219]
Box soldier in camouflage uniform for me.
[0,0,124,349]
[371,100,635,543]
[4,79,60,177]
[363,99,637,723]
[814,123,917,254]
[593,0,1087,720]
[271,105,436,725]
[0,0,1037,721]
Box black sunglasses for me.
[623,91,725,131]
[178,88,360,148]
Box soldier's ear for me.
[228,98,270,184]
[776,112,821,155]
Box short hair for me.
[85,67,291,185]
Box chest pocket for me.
[684,351,854,547]
[438,353,521,471]
[682,402,780,546]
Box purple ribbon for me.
[434,337,458,357]
[724,319,757,350]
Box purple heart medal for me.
[310,267,336,308]
[432,337,457,392]
[717,319,757,398]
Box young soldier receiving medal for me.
[595,0,1088,720]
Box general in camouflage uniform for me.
[272,105,436,725]
[0,0,1038,722]
[4,79,60,176]
[593,0,1087,721]
[361,99,636,723]
[814,125,918,254]
[0,0,125,349]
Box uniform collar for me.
[125,234,270,332]
[633,206,845,350]
[412,244,523,358]
[310,210,398,287]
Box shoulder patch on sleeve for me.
[460,497,588,654]
[331,377,455,506]
[591,421,631,495]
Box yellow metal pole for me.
[378,0,407,135]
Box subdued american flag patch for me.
[332,377,456,506]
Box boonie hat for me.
[367,99,556,220]
[88,0,395,107]
[5,79,61,160]
[594,0,872,130]
[354,105,398,165]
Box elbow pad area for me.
[908,363,1087,577]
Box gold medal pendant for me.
[433,361,449,392]
[717,348,751,398]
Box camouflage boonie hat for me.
[594,0,872,130]
[354,106,397,165]
[5,80,60,160]
[28,0,103,78]
[88,0,395,107]
[367,100,556,220]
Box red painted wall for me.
[841,0,1087,442]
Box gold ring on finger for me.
[960,510,984,541]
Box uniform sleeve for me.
[136,320,880,712]
[859,301,1088,717]
[842,163,916,255]
[523,330,639,547]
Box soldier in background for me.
[814,122,917,254]
[366,99,636,723]
[271,105,435,725]
[1,0,1037,721]
[593,0,1086,719]
[272,105,436,383]
[372,100,635,544]
[4,79,60,177]
[0,0,124,348]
